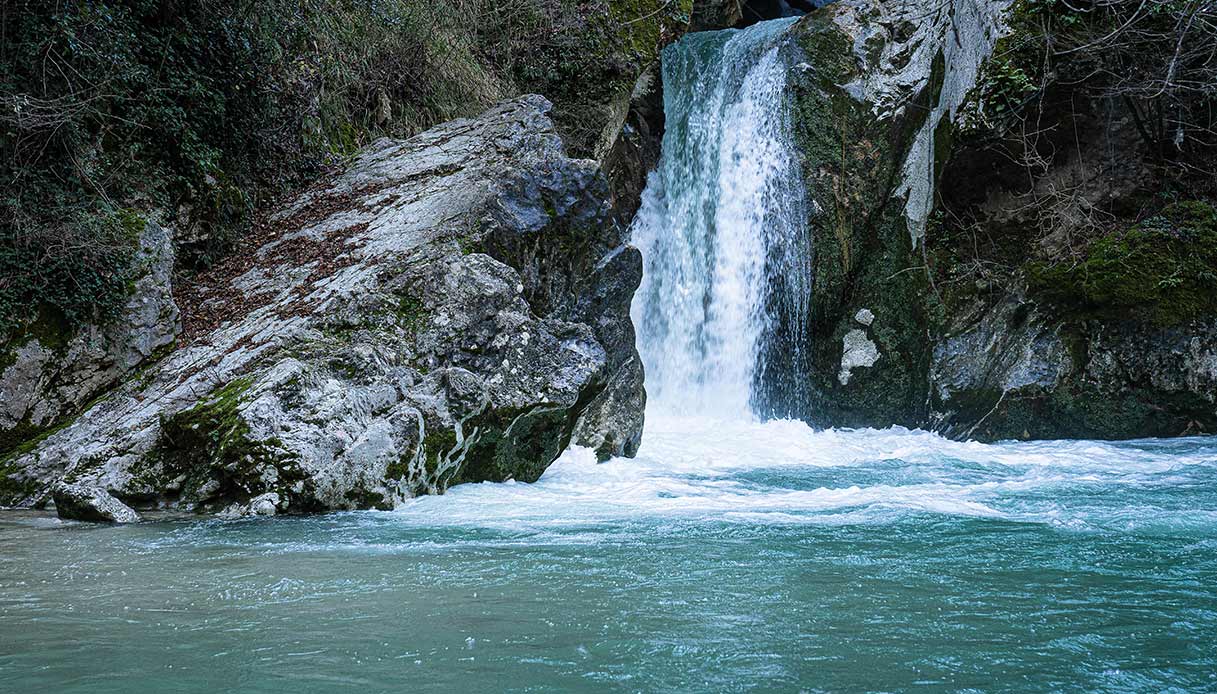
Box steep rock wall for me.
[0,221,179,470]
[786,0,1216,440]
[783,0,1007,426]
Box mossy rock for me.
[453,405,573,486]
[0,305,80,462]
[786,12,940,426]
[153,377,313,512]
[959,373,1217,442]
[1026,201,1217,326]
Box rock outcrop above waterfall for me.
[788,0,1217,439]
[0,96,645,514]
[691,0,826,31]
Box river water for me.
[2,418,1216,692]
[3,18,1217,694]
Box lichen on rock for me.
[838,328,880,385]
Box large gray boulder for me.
[930,290,1217,440]
[1,95,644,514]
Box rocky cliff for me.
[3,0,1213,525]
[0,221,179,455]
[778,0,1008,427]
[0,96,644,518]
[784,0,1217,439]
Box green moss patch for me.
[453,406,570,486]
[154,377,312,511]
[1026,201,1217,326]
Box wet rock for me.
[691,0,822,30]
[218,492,283,519]
[52,483,141,524]
[2,96,644,513]
[691,0,746,30]
[787,0,1007,426]
[600,62,666,221]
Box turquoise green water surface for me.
[2,418,1215,693]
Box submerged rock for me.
[1,96,644,513]
[52,483,142,524]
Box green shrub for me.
[0,200,138,335]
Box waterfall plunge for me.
[631,18,810,420]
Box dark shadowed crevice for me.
[692,0,835,31]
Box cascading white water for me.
[631,18,810,419]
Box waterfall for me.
[631,18,810,420]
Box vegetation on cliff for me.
[0,0,687,335]
[935,0,1217,312]
[1026,201,1217,325]
[918,0,1217,439]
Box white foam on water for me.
[387,416,1217,533]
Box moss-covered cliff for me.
[786,9,937,426]
[786,0,1217,440]
[926,0,1217,439]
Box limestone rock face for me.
[0,220,179,447]
[1,96,644,513]
[785,0,1009,426]
[825,0,1010,244]
[931,291,1217,440]
[786,0,1217,441]
[52,483,142,524]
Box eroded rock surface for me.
[786,0,1010,426]
[1,96,644,514]
[0,220,179,453]
[931,290,1217,440]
